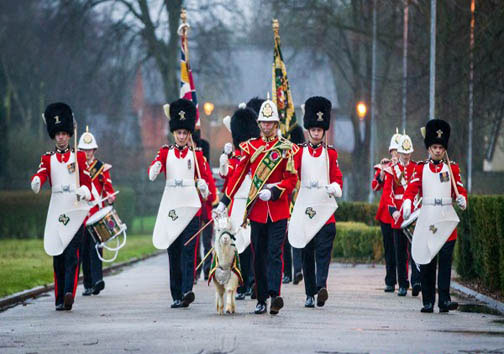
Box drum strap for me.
[89,160,104,181]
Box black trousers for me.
[53,225,83,306]
[393,228,411,289]
[283,240,303,278]
[167,217,199,301]
[380,222,397,286]
[408,236,421,286]
[237,245,253,294]
[420,240,455,307]
[303,223,336,296]
[250,218,287,303]
[202,219,213,277]
[81,227,103,289]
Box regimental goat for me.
[208,216,242,315]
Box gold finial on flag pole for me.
[272,19,280,40]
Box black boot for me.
[171,300,183,308]
[397,287,407,296]
[63,293,74,311]
[254,302,267,314]
[293,272,303,285]
[270,296,284,315]
[317,288,328,307]
[181,291,195,307]
[92,280,105,295]
[305,296,315,308]
[82,288,93,296]
[384,285,395,293]
[421,303,434,313]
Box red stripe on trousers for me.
[72,249,80,297]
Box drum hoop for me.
[401,209,421,229]
[86,205,114,225]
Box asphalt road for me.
[1,254,503,354]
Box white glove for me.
[456,195,467,210]
[219,153,229,176]
[402,199,412,220]
[392,211,401,223]
[325,183,342,198]
[223,143,233,155]
[197,179,209,199]
[258,189,272,201]
[213,202,227,218]
[31,176,41,194]
[76,186,91,201]
[149,161,162,181]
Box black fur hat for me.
[43,102,74,139]
[231,107,261,148]
[303,96,332,131]
[246,97,265,117]
[200,139,210,161]
[169,99,197,133]
[288,124,306,144]
[424,119,450,149]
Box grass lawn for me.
[0,234,157,298]
[130,216,156,234]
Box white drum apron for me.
[412,163,459,265]
[44,153,90,256]
[153,148,201,249]
[288,147,338,248]
[230,174,252,254]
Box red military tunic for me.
[373,165,394,224]
[87,160,115,217]
[293,143,343,224]
[202,157,219,220]
[220,150,241,214]
[403,160,467,241]
[223,136,299,223]
[31,147,92,193]
[148,144,214,218]
[383,161,417,229]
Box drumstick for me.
[184,218,214,247]
[444,151,460,199]
[195,247,214,272]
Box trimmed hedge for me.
[336,201,379,226]
[454,195,504,293]
[0,186,135,238]
[333,222,383,261]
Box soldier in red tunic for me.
[78,127,115,296]
[219,106,261,300]
[31,102,93,311]
[215,99,299,315]
[373,130,401,292]
[148,99,214,309]
[403,119,467,313]
[289,96,343,308]
[383,134,420,297]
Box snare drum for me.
[85,206,127,262]
[401,208,421,242]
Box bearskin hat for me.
[288,124,306,144]
[168,99,197,133]
[200,139,210,161]
[43,102,74,139]
[303,96,332,131]
[424,119,450,149]
[231,107,261,149]
[246,97,265,117]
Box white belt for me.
[394,194,403,200]
[165,178,195,187]
[423,197,452,206]
[301,181,324,189]
[52,184,76,193]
